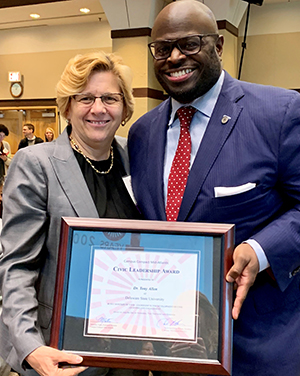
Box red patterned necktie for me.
[166,106,196,221]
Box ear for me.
[65,102,71,121]
[122,106,128,123]
[215,35,224,57]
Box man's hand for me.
[25,346,87,376]
[226,243,259,320]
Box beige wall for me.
[0,21,112,100]
[238,2,300,88]
[0,48,111,100]
[238,32,300,89]
[112,34,163,137]
[220,29,238,79]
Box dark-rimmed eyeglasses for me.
[72,93,124,106]
[148,34,219,60]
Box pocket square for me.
[214,182,256,198]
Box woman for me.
[0,52,144,376]
[44,127,55,142]
[0,126,11,376]
[0,124,11,186]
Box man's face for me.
[151,4,223,103]
[23,126,33,137]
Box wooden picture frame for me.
[50,217,234,375]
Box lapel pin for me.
[221,115,231,124]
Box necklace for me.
[69,136,114,175]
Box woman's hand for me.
[25,346,87,376]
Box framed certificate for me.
[50,218,234,375]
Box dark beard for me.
[155,51,222,104]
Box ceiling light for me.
[80,8,90,14]
[30,13,41,19]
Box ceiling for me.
[0,0,106,30]
[0,0,298,31]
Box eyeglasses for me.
[148,34,219,60]
[73,92,124,106]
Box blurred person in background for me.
[0,124,12,376]
[0,124,11,187]
[18,123,44,149]
[44,127,55,142]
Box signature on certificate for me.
[95,316,112,323]
[157,318,182,328]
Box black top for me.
[73,140,141,220]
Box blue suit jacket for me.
[128,72,300,376]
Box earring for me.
[121,120,126,127]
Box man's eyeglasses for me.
[73,93,124,106]
[148,34,219,60]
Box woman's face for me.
[67,70,125,153]
[0,132,6,144]
[45,129,53,141]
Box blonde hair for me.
[45,127,55,142]
[56,51,134,123]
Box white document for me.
[85,249,199,342]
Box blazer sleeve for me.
[0,148,49,366]
[251,91,300,291]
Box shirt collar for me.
[168,70,225,126]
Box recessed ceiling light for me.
[30,13,41,19]
[80,8,90,14]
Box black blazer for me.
[18,136,44,149]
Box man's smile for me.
[165,68,195,82]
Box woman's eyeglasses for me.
[73,93,124,106]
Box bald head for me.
[152,0,219,41]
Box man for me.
[18,123,44,149]
[128,1,300,375]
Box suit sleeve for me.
[0,148,48,367]
[251,91,300,291]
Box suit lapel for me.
[147,100,171,220]
[49,128,98,218]
[178,74,244,220]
